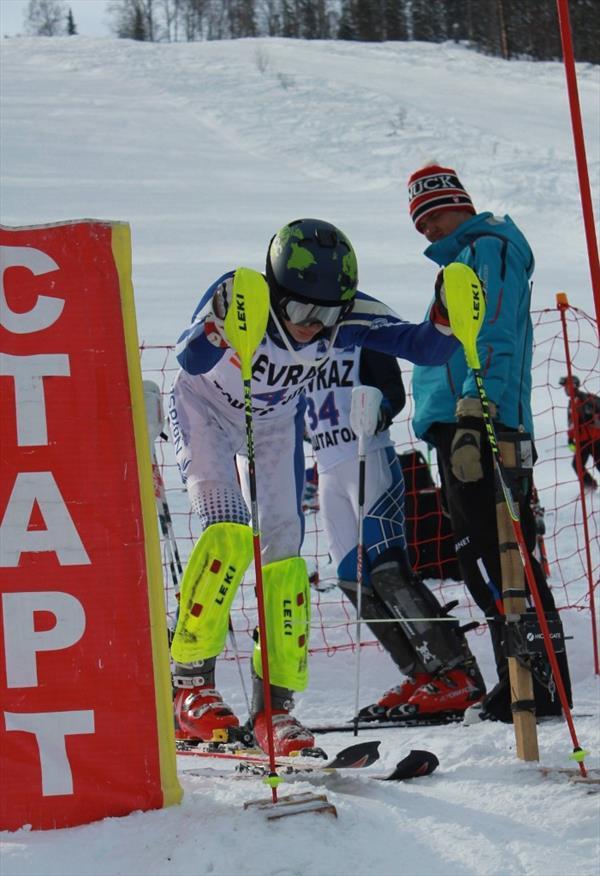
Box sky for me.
[0,0,110,37]
[1,32,599,876]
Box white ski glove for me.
[350,386,383,441]
[204,277,232,348]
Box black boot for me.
[480,614,572,722]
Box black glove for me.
[450,397,497,483]
[376,400,393,434]
[429,269,451,333]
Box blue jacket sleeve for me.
[175,272,233,375]
[361,320,459,365]
[336,292,459,365]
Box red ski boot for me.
[174,685,240,742]
[358,674,433,720]
[406,668,484,715]
[253,709,315,756]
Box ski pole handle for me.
[223,267,270,378]
[350,385,383,459]
[442,262,486,369]
[142,379,166,444]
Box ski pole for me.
[228,617,252,716]
[530,484,551,578]
[157,471,184,579]
[444,262,587,776]
[349,385,383,736]
[223,268,279,799]
[154,452,183,585]
[143,380,184,611]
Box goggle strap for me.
[268,303,338,368]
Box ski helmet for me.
[559,375,580,388]
[266,218,358,327]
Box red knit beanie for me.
[408,164,475,232]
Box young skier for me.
[169,217,464,755]
[304,346,485,720]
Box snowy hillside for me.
[1,35,599,876]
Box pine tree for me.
[442,0,468,42]
[131,7,144,38]
[470,0,503,57]
[354,0,384,41]
[262,0,281,36]
[281,0,300,37]
[300,0,318,38]
[228,0,257,37]
[299,0,329,38]
[507,0,560,60]
[410,0,445,42]
[337,0,357,40]
[108,0,160,41]
[383,0,407,41]
[570,0,600,63]
[67,7,77,35]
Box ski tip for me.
[385,749,439,781]
[327,739,381,769]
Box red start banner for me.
[0,221,181,830]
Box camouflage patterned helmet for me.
[266,218,358,306]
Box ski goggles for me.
[278,296,351,327]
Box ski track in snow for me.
[1,35,599,876]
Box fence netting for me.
[139,304,599,666]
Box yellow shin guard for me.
[170,522,253,664]
[252,556,310,691]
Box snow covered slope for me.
[1,35,599,876]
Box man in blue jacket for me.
[408,164,572,722]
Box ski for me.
[182,748,439,783]
[308,711,464,734]
[176,739,380,770]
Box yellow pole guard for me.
[170,522,253,663]
[443,261,487,371]
[252,556,310,691]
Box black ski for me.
[309,711,464,734]
[182,748,439,783]
[307,710,595,734]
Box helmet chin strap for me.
[269,302,339,368]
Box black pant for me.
[429,422,572,720]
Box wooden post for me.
[496,440,539,762]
